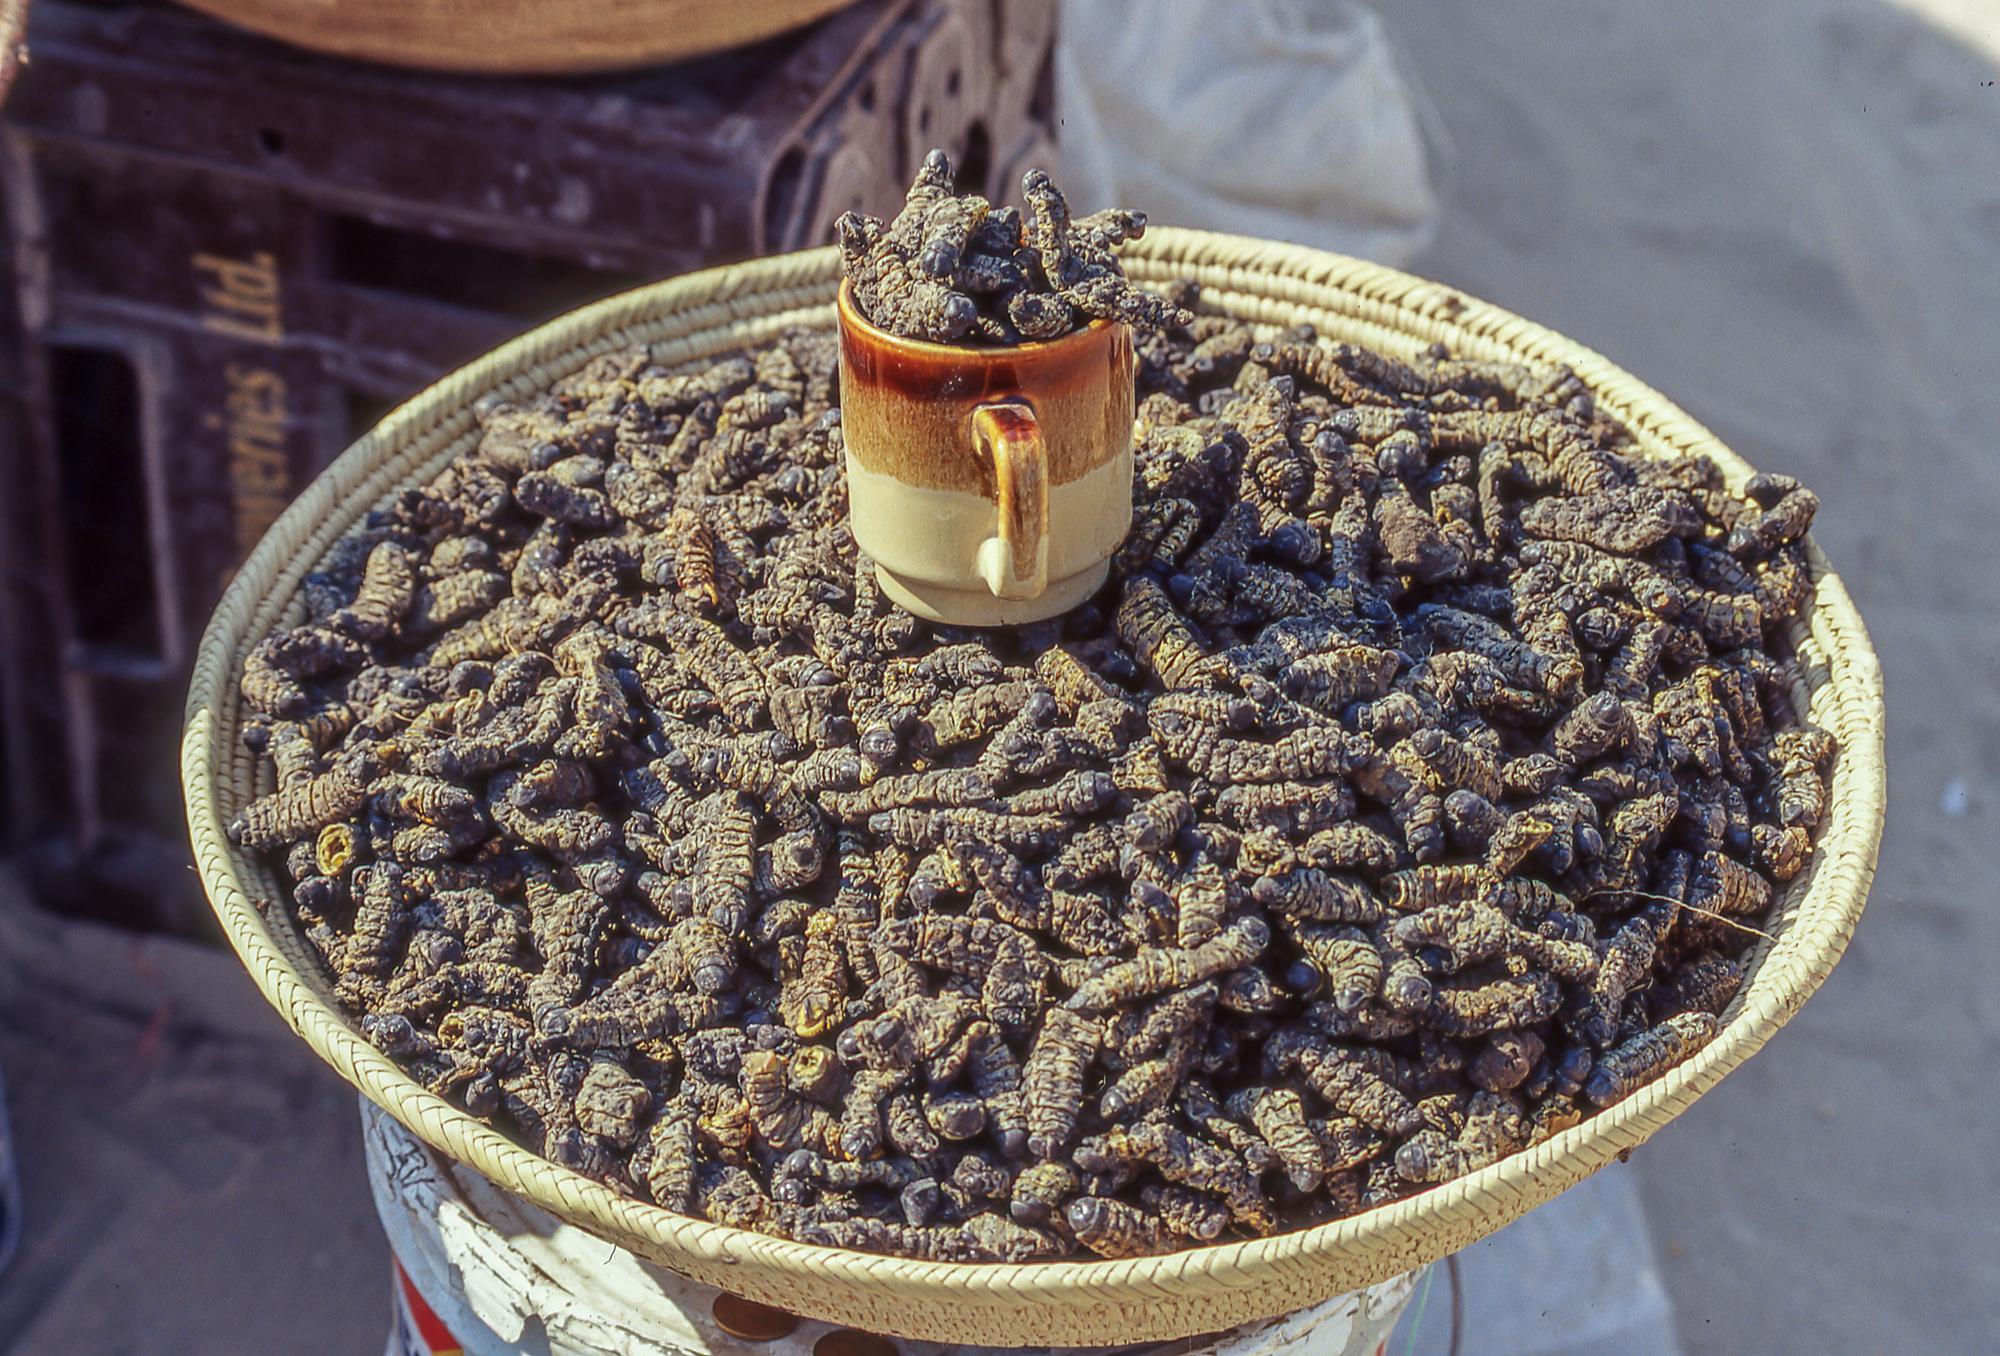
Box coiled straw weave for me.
[183,230,1884,1346]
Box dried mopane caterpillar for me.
[618,602,766,730]
[1023,1006,1102,1159]
[1098,984,1213,1120]
[839,151,1185,345]
[867,805,1068,858]
[1285,921,1382,1012]
[247,280,1832,1260]
[1251,868,1386,925]
[1726,473,1819,560]
[1392,1090,1531,1184]
[1065,1196,1180,1259]
[777,912,847,1038]
[1770,725,1836,831]
[240,626,368,718]
[1137,1183,1232,1243]
[1280,644,1402,713]
[1276,1040,1423,1138]
[1467,1030,1546,1094]
[819,768,994,824]
[328,541,419,641]
[1391,900,1595,984]
[1118,576,1228,692]
[346,861,415,976]
[230,745,392,849]
[574,1058,652,1149]
[1226,1086,1327,1192]
[1583,1011,1719,1106]
[1074,1119,1274,1231]
[1065,918,1269,1012]
[1022,170,1192,332]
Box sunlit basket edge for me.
[182,229,1886,1346]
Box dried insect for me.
[868,806,1068,858]
[1467,1030,1545,1094]
[1726,474,1819,560]
[1117,576,1226,691]
[1647,955,1744,1023]
[819,767,994,823]
[1277,1041,1422,1137]
[574,1058,652,1149]
[230,747,389,849]
[347,862,415,976]
[1687,849,1773,918]
[777,912,846,1038]
[1076,1120,1273,1231]
[330,542,418,640]
[1280,645,1402,713]
[1771,725,1836,830]
[688,791,758,934]
[1393,1090,1530,1183]
[1119,792,1192,857]
[1424,971,1563,1038]
[1006,1159,1080,1229]
[742,1048,836,1153]
[1157,857,1228,950]
[1205,724,1363,787]
[638,1111,698,1211]
[241,626,367,717]
[488,794,615,866]
[251,271,1831,1259]
[1019,169,1190,331]
[1003,769,1117,819]
[1403,728,1505,802]
[1570,911,1661,1049]
[1422,605,1582,699]
[1065,918,1268,1012]
[1583,1011,1719,1105]
[1137,1184,1231,1243]
[1226,1086,1326,1191]
[1065,1196,1178,1258]
[618,603,767,730]
[1100,988,1211,1120]
[1251,869,1386,925]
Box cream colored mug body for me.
[836,283,1135,626]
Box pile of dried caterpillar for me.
[837,148,1190,344]
[232,286,1834,1262]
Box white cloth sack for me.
[1055,0,1443,266]
[365,1100,1423,1356]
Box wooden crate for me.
[0,0,1058,929]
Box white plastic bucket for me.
[361,1100,1425,1356]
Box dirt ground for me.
[0,874,389,1353]
[3,1,1996,1352]
[1390,0,2000,1349]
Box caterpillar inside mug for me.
[836,281,1136,626]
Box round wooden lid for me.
[166,0,861,75]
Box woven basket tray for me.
[182,230,1886,1347]
[168,0,859,74]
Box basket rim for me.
[182,227,1886,1325]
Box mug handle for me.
[971,399,1048,600]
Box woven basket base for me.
[183,230,1885,1346]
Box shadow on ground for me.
[1392,0,2000,1349]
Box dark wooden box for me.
[0,0,1056,928]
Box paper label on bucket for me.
[390,1259,466,1356]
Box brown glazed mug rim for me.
[836,279,1122,360]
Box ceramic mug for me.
[836,281,1136,626]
